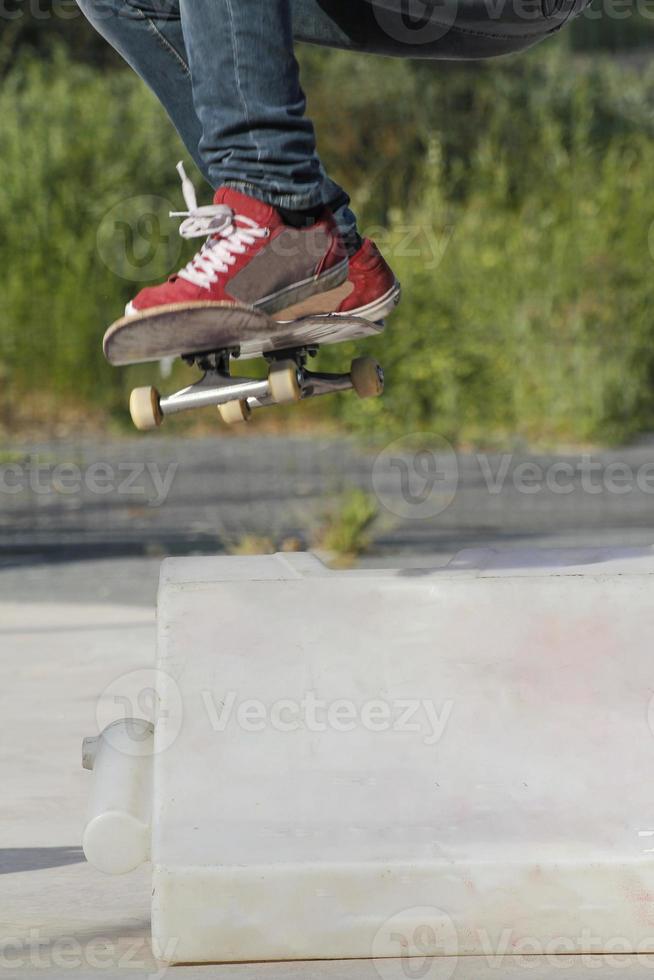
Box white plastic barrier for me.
[83,547,654,964]
[82,718,153,875]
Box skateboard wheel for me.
[129,386,163,431]
[268,360,302,404]
[351,357,384,399]
[218,399,252,425]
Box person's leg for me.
[76,1,205,177]
[179,0,320,210]
[76,0,399,320]
[75,0,358,245]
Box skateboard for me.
[103,302,387,430]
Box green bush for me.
[2,42,654,445]
[0,49,186,426]
[313,43,654,445]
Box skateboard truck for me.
[129,346,384,430]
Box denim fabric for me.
[76,0,586,216]
[76,0,358,232]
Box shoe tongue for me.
[213,186,280,228]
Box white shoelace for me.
[170,162,269,290]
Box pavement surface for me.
[3,434,654,976]
[3,434,654,603]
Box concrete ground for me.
[4,435,654,977]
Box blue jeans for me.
[76,0,586,226]
[76,0,362,240]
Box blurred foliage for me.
[0,48,187,431]
[229,534,276,555]
[2,13,654,444]
[571,5,654,51]
[312,40,654,444]
[314,489,379,565]
[0,1,120,71]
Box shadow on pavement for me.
[0,846,86,875]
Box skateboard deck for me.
[103,303,387,431]
[103,302,384,366]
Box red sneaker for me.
[275,237,400,322]
[336,237,400,321]
[126,166,348,318]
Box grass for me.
[314,490,379,567]
[228,534,306,555]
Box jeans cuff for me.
[222,180,325,212]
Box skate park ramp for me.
[62,546,654,977]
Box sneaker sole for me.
[276,279,401,324]
[339,280,401,323]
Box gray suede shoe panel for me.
[228,226,332,305]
